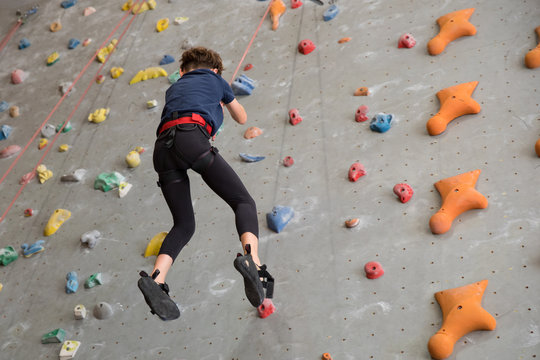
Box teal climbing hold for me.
[94,172,125,192]
[84,273,103,288]
[168,70,180,84]
[56,121,72,133]
[41,328,66,344]
[0,246,18,266]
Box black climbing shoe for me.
[233,244,274,307]
[137,270,180,321]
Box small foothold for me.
[83,6,96,16]
[21,240,45,257]
[119,182,132,198]
[0,125,13,140]
[535,138,540,157]
[147,99,158,108]
[94,172,125,192]
[126,150,141,168]
[59,340,81,359]
[74,304,87,320]
[44,209,71,236]
[61,169,86,182]
[68,38,80,49]
[174,16,189,25]
[257,298,276,318]
[84,273,103,288]
[65,271,79,293]
[298,39,316,55]
[364,261,384,279]
[159,55,175,65]
[345,218,359,228]
[393,183,414,203]
[427,8,476,56]
[156,18,169,32]
[291,0,303,9]
[19,38,31,49]
[9,105,20,118]
[96,75,105,84]
[354,87,369,96]
[56,121,72,133]
[47,51,60,66]
[129,67,168,85]
[355,105,369,122]
[283,156,294,167]
[93,302,114,319]
[36,164,53,184]
[322,353,333,360]
[123,0,156,14]
[338,37,351,43]
[96,39,118,63]
[24,208,33,217]
[11,69,28,84]
[50,21,62,32]
[88,108,110,123]
[244,126,262,139]
[58,144,69,152]
[82,38,92,46]
[270,0,286,31]
[243,64,253,71]
[288,108,303,125]
[20,171,36,185]
[266,205,294,233]
[59,82,75,96]
[144,232,167,257]
[168,70,181,84]
[61,0,77,9]
[0,246,18,266]
[41,328,66,344]
[41,124,56,138]
[323,4,339,21]
[398,33,416,48]
[239,153,265,162]
[110,67,124,78]
[81,230,101,249]
[0,101,8,112]
[0,145,21,158]
[38,138,48,150]
[231,74,255,96]
[348,162,366,182]
[370,113,393,133]
[525,26,540,69]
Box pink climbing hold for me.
[348,162,366,182]
[258,298,275,318]
[398,33,416,48]
[364,261,384,279]
[298,39,316,55]
[244,126,262,139]
[355,105,369,122]
[291,0,303,9]
[393,183,414,203]
[244,64,253,71]
[20,171,36,185]
[0,145,21,158]
[283,156,294,167]
[289,108,303,125]
[11,69,28,84]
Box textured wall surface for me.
[0,0,539,359]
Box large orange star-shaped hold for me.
[429,169,488,234]
[270,0,286,31]
[428,8,476,56]
[525,26,540,69]
[428,280,496,359]
[427,81,481,136]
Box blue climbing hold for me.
[323,4,340,21]
[21,240,46,257]
[266,206,294,233]
[231,74,255,96]
[19,38,31,49]
[159,54,175,65]
[239,153,265,163]
[0,101,9,112]
[66,271,78,294]
[370,113,393,133]
[68,38,80,50]
[61,0,77,8]
[0,125,13,141]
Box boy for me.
[137,47,274,320]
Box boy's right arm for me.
[225,99,247,125]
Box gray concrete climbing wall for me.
[0,0,539,359]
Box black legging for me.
[153,124,259,261]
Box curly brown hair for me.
[180,47,224,75]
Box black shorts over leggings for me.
[153,124,259,261]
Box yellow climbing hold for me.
[44,209,71,236]
[96,39,118,63]
[144,232,167,257]
[156,18,169,32]
[0,283,3,292]
[88,108,110,123]
[119,182,132,198]
[125,151,141,168]
[58,144,69,152]
[122,0,156,14]
[174,17,189,25]
[38,139,48,150]
[36,164,53,184]
[47,52,60,66]
[129,67,168,85]
[110,67,124,79]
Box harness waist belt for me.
[158,113,212,136]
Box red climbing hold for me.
[398,33,416,48]
[355,105,369,122]
[298,39,316,55]
[24,208,33,217]
[258,298,275,318]
[291,0,303,9]
[244,64,253,71]
[289,108,303,126]
[364,261,384,279]
[348,162,366,182]
[393,183,414,203]
[283,156,294,167]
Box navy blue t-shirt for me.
[157,68,235,137]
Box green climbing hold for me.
[56,121,72,133]
[84,273,103,288]
[41,328,66,344]
[0,246,18,266]
[168,70,180,84]
[94,172,125,192]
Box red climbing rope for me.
[0,20,22,54]
[229,0,273,84]
[0,1,147,224]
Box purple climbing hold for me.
[159,54,175,65]
[266,206,294,233]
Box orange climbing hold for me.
[535,138,540,157]
[354,87,369,96]
[427,81,480,136]
[524,26,540,69]
[427,8,476,56]
[429,169,487,235]
[322,353,333,360]
[428,280,496,359]
[270,0,286,31]
[338,37,351,43]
